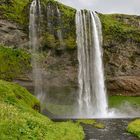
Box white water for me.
[46,4,65,47]
[29,2,140,118]
[76,10,108,117]
[46,3,54,33]
[29,0,43,100]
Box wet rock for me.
[33,104,40,112]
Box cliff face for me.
[100,14,140,95]
[0,0,140,96]
[0,20,28,48]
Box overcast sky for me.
[57,0,140,15]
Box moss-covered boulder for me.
[127,119,140,138]
[0,80,85,140]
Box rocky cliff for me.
[0,0,140,96]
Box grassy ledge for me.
[109,96,140,108]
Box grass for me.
[127,119,140,138]
[109,96,140,108]
[43,95,140,117]
[0,44,31,81]
[0,80,39,111]
[0,80,85,140]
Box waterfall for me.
[46,3,54,33]
[29,0,43,99]
[76,10,108,117]
[46,4,65,47]
[56,7,65,47]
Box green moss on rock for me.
[127,119,140,138]
[99,14,140,44]
[0,0,30,27]
[0,80,85,140]
[0,44,31,81]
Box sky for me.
[57,0,140,15]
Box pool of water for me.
[53,119,139,140]
[81,119,138,140]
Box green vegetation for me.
[99,14,140,44]
[77,120,105,129]
[109,96,140,108]
[0,80,85,140]
[65,36,76,49]
[127,119,140,138]
[0,44,31,81]
[42,32,58,49]
[0,0,30,26]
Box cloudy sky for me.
[57,0,140,15]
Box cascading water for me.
[56,7,65,47]
[76,10,108,117]
[29,0,43,100]
[46,4,64,47]
[46,3,54,33]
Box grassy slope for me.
[127,119,140,138]
[0,80,84,140]
[0,44,31,81]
